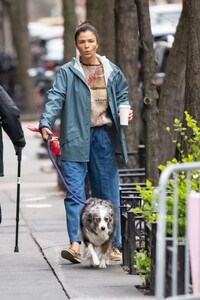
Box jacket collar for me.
[72,54,114,84]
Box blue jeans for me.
[60,125,121,248]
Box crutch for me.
[14,147,22,252]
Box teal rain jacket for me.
[39,54,130,163]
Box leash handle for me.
[47,136,61,157]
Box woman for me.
[39,22,133,263]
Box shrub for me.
[133,111,200,284]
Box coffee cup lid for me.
[119,104,131,108]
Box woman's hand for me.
[128,109,133,123]
[41,127,53,141]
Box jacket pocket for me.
[60,130,79,145]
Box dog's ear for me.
[86,197,96,206]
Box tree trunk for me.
[86,0,115,62]
[115,0,139,168]
[135,0,159,185]
[158,5,187,165]
[1,3,13,53]
[2,0,35,114]
[0,1,5,52]
[184,0,200,124]
[62,0,76,63]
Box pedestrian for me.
[39,21,133,264]
[0,85,26,223]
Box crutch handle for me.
[15,147,22,161]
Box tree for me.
[86,0,115,62]
[62,0,76,62]
[0,1,5,52]
[135,0,159,185]
[157,4,187,165]
[115,0,140,166]
[184,0,200,125]
[1,0,35,114]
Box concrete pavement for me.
[0,121,155,300]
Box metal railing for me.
[155,162,200,300]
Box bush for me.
[133,111,200,284]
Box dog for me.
[80,197,117,269]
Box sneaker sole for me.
[61,249,81,264]
[110,257,122,262]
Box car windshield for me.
[150,4,182,27]
[151,11,181,26]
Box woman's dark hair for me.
[74,21,99,43]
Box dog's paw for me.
[92,256,100,266]
[88,257,98,267]
[99,259,107,269]
[89,263,100,267]
[99,257,107,268]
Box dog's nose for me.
[101,226,105,231]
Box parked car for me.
[138,4,182,89]
[40,38,64,71]
[153,39,172,93]
[150,3,182,91]
[28,21,64,70]
[138,37,173,89]
[150,3,181,26]
[150,3,182,41]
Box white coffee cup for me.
[119,104,131,126]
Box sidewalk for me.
[0,121,155,300]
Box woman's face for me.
[75,30,98,61]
